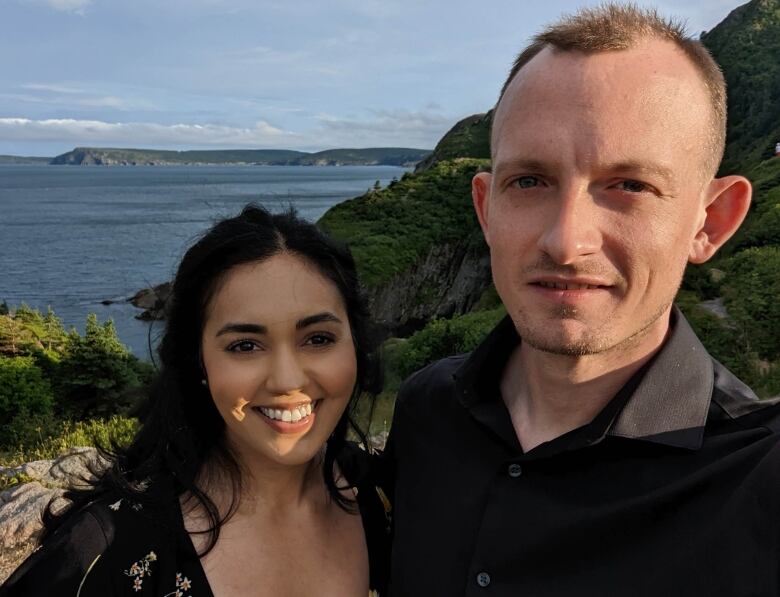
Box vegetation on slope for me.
[414,112,492,172]
[0,304,152,464]
[319,158,488,288]
[702,0,780,173]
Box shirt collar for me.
[454,307,713,451]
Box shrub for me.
[0,356,55,444]
[390,306,506,382]
[721,247,780,361]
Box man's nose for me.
[266,346,307,394]
[537,185,602,264]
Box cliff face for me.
[319,157,491,335]
[367,240,491,335]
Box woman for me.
[1,205,390,596]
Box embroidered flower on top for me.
[124,551,158,591]
[162,571,194,597]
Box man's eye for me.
[512,176,541,189]
[228,340,259,353]
[617,180,648,193]
[305,333,335,347]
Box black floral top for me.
[0,445,390,596]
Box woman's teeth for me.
[257,403,313,422]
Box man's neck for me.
[501,314,672,453]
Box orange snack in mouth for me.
[231,398,250,422]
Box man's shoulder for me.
[395,353,470,411]
[710,357,780,432]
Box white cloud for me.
[0,117,297,148]
[11,83,157,111]
[21,83,85,94]
[28,0,93,13]
[0,109,459,151]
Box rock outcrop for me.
[367,240,491,336]
[129,282,172,320]
[0,448,104,552]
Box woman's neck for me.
[190,445,328,523]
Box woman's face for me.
[201,252,358,468]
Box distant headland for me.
[0,147,431,167]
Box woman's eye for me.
[617,179,649,193]
[228,340,259,353]
[512,176,541,189]
[305,333,335,347]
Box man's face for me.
[475,39,716,356]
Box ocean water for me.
[0,164,406,359]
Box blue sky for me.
[0,0,746,156]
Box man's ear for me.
[689,175,752,264]
[472,171,493,245]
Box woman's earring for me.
[201,379,208,386]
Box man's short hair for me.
[494,3,726,175]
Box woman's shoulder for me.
[0,496,117,596]
[0,492,201,597]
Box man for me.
[385,5,780,596]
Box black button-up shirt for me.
[385,309,780,596]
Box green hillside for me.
[702,0,780,173]
[319,158,487,288]
[414,112,492,172]
[49,146,430,166]
[300,148,430,166]
[0,155,51,164]
[50,147,307,165]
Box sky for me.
[0,0,747,156]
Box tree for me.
[56,314,141,418]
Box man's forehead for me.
[492,38,712,152]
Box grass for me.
[0,416,137,468]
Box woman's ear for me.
[689,175,752,264]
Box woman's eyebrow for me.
[296,312,342,329]
[215,322,267,337]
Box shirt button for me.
[508,463,522,478]
[476,571,491,587]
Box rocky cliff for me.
[366,240,491,336]
[319,157,491,335]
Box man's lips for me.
[529,276,613,291]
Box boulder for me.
[128,281,172,320]
[0,482,66,550]
[0,448,103,551]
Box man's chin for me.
[523,334,606,356]
[514,319,610,356]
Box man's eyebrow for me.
[493,158,551,177]
[296,312,342,330]
[216,322,267,337]
[607,161,675,183]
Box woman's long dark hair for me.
[42,204,380,554]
